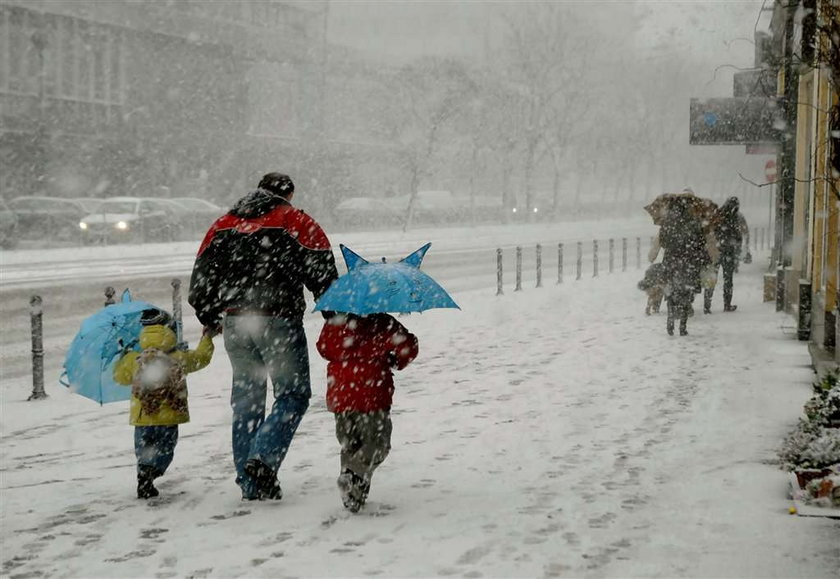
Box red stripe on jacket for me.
[197,203,331,257]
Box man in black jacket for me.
[189,172,338,500]
[706,196,746,313]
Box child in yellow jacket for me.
[113,309,215,499]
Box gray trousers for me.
[334,410,392,479]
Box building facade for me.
[0,0,327,203]
[769,0,839,366]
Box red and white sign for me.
[765,159,777,183]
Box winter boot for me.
[703,289,713,314]
[724,304,738,312]
[245,458,282,500]
[666,317,674,336]
[137,465,160,499]
[337,469,367,513]
[679,318,688,336]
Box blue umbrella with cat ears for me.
[314,242,459,315]
[61,289,167,404]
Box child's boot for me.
[337,469,364,513]
[137,465,160,499]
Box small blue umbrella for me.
[314,243,459,315]
[61,289,166,404]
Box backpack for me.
[131,348,187,416]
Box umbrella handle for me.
[59,370,70,387]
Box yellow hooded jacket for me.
[113,324,214,426]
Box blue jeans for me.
[135,425,179,476]
[223,315,311,496]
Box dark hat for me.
[258,172,294,197]
[140,308,172,327]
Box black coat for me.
[188,189,338,327]
[660,199,710,292]
[714,197,743,255]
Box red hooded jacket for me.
[317,313,419,413]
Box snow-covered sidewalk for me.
[1,254,838,578]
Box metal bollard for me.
[104,286,116,306]
[171,278,184,347]
[576,241,582,280]
[535,244,542,288]
[593,240,599,277]
[608,238,614,273]
[557,243,564,284]
[622,238,627,272]
[496,248,503,295]
[515,246,523,291]
[636,237,641,269]
[28,296,47,400]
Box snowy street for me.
[1,246,838,578]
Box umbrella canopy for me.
[62,289,166,404]
[645,191,718,228]
[313,243,460,315]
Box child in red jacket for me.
[317,312,419,512]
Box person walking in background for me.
[317,312,419,512]
[113,309,215,499]
[660,196,710,336]
[188,172,338,501]
[707,196,746,312]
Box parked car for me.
[79,197,179,244]
[9,196,87,241]
[0,199,19,249]
[171,197,225,238]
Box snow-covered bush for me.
[805,370,840,427]
[779,372,840,471]
[779,419,824,471]
[798,429,840,470]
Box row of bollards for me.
[496,229,770,295]
[497,237,646,295]
[27,278,185,401]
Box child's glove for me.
[387,352,398,368]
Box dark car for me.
[0,199,19,249]
[79,197,179,244]
[9,196,87,242]
[170,197,225,238]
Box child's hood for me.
[138,324,177,352]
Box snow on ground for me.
[2,252,839,578]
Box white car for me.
[79,197,179,244]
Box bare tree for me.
[382,57,477,231]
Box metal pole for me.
[753,227,758,251]
[636,237,641,269]
[576,241,582,280]
[535,244,542,288]
[104,286,116,306]
[608,238,614,273]
[515,246,522,291]
[760,227,765,251]
[28,296,47,400]
[593,240,599,277]
[557,242,563,284]
[622,238,627,272]
[496,248,503,295]
[171,278,184,347]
